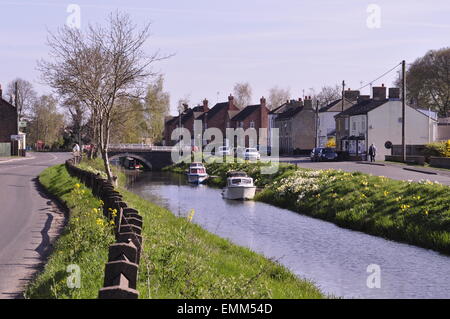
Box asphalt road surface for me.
[0,152,70,298]
[278,156,450,185]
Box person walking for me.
[72,143,81,164]
[368,143,377,162]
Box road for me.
[0,152,70,298]
[277,156,450,185]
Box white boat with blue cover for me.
[186,162,208,184]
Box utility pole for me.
[401,60,406,162]
[315,99,319,148]
[341,80,345,112]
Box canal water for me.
[126,171,450,299]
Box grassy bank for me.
[28,160,324,299]
[26,164,115,298]
[166,161,450,255]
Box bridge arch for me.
[109,153,153,170]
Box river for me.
[126,171,450,299]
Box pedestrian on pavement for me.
[368,143,377,162]
[72,143,81,164]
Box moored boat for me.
[186,162,208,184]
[222,171,256,200]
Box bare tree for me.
[233,82,252,109]
[267,86,291,110]
[38,12,170,181]
[315,85,341,107]
[6,78,37,119]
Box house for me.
[268,98,303,149]
[198,95,241,146]
[317,90,359,147]
[436,115,450,141]
[273,96,316,154]
[163,99,209,146]
[0,85,18,156]
[335,85,437,160]
[230,97,269,147]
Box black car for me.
[319,148,338,161]
[310,147,323,162]
[310,147,338,162]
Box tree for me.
[143,75,170,143]
[62,96,89,146]
[39,12,170,181]
[233,82,252,109]
[267,86,291,110]
[395,47,450,116]
[6,78,37,119]
[315,85,341,107]
[27,95,65,149]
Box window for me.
[362,121,365,131]
[345,119,349,130]
[250,121,255,128]
[352,122,356,130]
[239,122,244,128]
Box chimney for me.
[388,88,400,100]
[372,84,387,101]
[358,95,371,103]
[297,98,303,106]
[304,96,312,109]
[344,89,360,101]
[202,98,209,111]
[260,96,266,108]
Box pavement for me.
[0,152,71,298]
[277,156,450,185]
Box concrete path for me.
[0,152,70,298]
[276,156,450,185]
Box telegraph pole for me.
[401,60,406,162]
[341,80,345,112]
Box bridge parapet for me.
[108,144,174,152]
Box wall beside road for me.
[65,159,143,299]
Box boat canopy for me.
[226,171,248,178]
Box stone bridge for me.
[107,144,174,170]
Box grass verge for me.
[166,161,450,255]
[25,164,115,298]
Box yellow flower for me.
[75,183,80,188]
[384,191,389,197]
[360,194,367,199]
[109,220,115,226]
[187,209,195,222]
[96,218,104,226]
[395,197,402,202]
[92,208,98,214]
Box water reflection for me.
[127,171,450,299]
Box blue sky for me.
[0,0,449,115]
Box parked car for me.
[244,148,261,161]
[319,148,338,161]
[258,145,272,156]
[310,147,324,162]
[233,147,247,159]
[217,146,231,156]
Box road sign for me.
[19,121,27,128]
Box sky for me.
[0,0,449,115]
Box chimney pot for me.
[372,85,387,101]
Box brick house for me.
[273,97,316,154]
[198,95,241,145]
[230,97,269,147]
[0,85,18,156]
[163,99,209,146]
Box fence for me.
[65,159,143,299]
[0,143,11,157]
